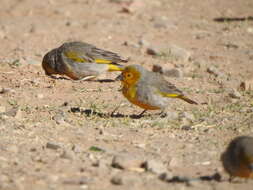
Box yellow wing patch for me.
[159,91,180,98]
[64,51,87,63]
[108,64,124,71]
[94,59,112,64]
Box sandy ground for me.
[0,0,253,189]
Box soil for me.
[0,0,253,189]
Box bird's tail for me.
[178,95,198,105]
[161,92,198,105]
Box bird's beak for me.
[115,73,123,81]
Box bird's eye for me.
[126,73,133,78]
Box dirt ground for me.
[0,0,253,189]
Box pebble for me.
[0,87,15,94]
[111,153,144,170]
[165,45,192,62]
[152,65,183,78]
[142,159,167,174]
[36,94,44,99]
[111,172,141,185]
[228,88,241,99]
[52,112,66,125]
[46,142,61,150]
[239,79,253,91]
[4,107,23,120]
[62,177,89,185]
[180,112,195,122]
[247,27,253,34]
[8,145,19,153]
[146,47,160,56]
[206,66,221,77]
[0,106,6,113]
[138,39,150,47]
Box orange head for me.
[117,65,145,86]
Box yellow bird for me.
[221,136,253,181]
[42,41,128,80]
[117,64,197,116]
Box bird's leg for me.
[138,110,147,117]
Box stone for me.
[0,106,6,113]
[138,39,150,47]
[46,142,61,150]
[152,64,183,78]
[206,66,221,77]
[142,159,167,174]
[52,112,66,125]
[111,172,141,185]
[111,153,144,170]
[146,47,160,56]
[164,45,191,62]
[164,68,183,78]
[36,94,44,99]
[228,88,241,99]
[0,87,15,94]
[4,107,23,120]
[240,79,253,91]
[180,112,195,122]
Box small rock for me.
[122,41,140,48]
[164,45,191,62]
[247,27,253,34]
[180,112,195,122]
[62,177,89,185]
[111,153,144,170]
[151,17,173,29]
[36,94,44,99]
[158,172,174,181]
[161,112,179,120]
[169,157,183,167]
[60,150,73,160]
[0,30,6,39]
[240,79,253,91]
[152,64,163,73]
[111,173,141,185]
[152,64,183,78]
[142,159,167,174]
[138,39,150,47]
[46,142,61,150]
[8,145,19,153]
[206,66,221,77]
[181,125,193,130]
[27,59,40,65]
[228,89,241,99]
[4,107,22,119]
[0,106,6,113]
[146,47,160,56]
[164,68,183,78]
[111,176,123,185]
[120,0,144,13]
[52,112,66,124]
[0,87,15,94]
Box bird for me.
[221,136,253,181]
[117,64,198,116]
[42,41,128,81]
